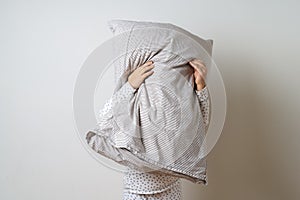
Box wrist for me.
[196,84,206,91]
[128,81,137,90]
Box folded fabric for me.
[86,19,213,184]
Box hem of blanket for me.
[120,144,208,185]
[88,130,208,185]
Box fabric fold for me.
[85,19,213,184]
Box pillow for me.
[107,19,213,86]
[107,19,213,48]
[93,19,214,184]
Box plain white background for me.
[1,0,300,199]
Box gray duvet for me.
[86,19,213,184]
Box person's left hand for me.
[189,58,207,91]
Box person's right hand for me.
[189,58,207,91]
[128,60,155,89]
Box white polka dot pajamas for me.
[122,167,183,199]
[86,81,211,199]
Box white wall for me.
[1,0,300,199]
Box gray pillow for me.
[107,19,213,85]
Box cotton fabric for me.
[87,80,210,198]
[85,19,213,184]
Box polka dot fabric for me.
[123,177,182,200]
[123,167,180,194]
[195,86,210,131]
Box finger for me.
[138,61,153,70]
[189,62,202,74]
[189,58,202,63]
[195,66,207,77]
[146,63,155,68]
[142,70,154,78]
[192,58,206,66]
[191,62,207,76]
[141,64,154,73]
[199,68,208,77]
[189,61,197,68]
[195,72,205,80]
[190,60,206,69]
[198,66,207,74]
[198,73,206,81]
[144,60,154,66]
[189,60,206,70]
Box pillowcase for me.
[107,19,213,48]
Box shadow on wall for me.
[182,54,299,200]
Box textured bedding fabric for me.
[122,86,210,197]
[85,19,213,184]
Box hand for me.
[189,58,207,91]
[128,60,155,89]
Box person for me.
[122,59,210,200]
[87,59,210,200]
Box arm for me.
[195,85,210,132]
[86,60,155,153]
[85,81,137,150]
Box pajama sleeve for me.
[195,86,211,132]
[85,81,137,150]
